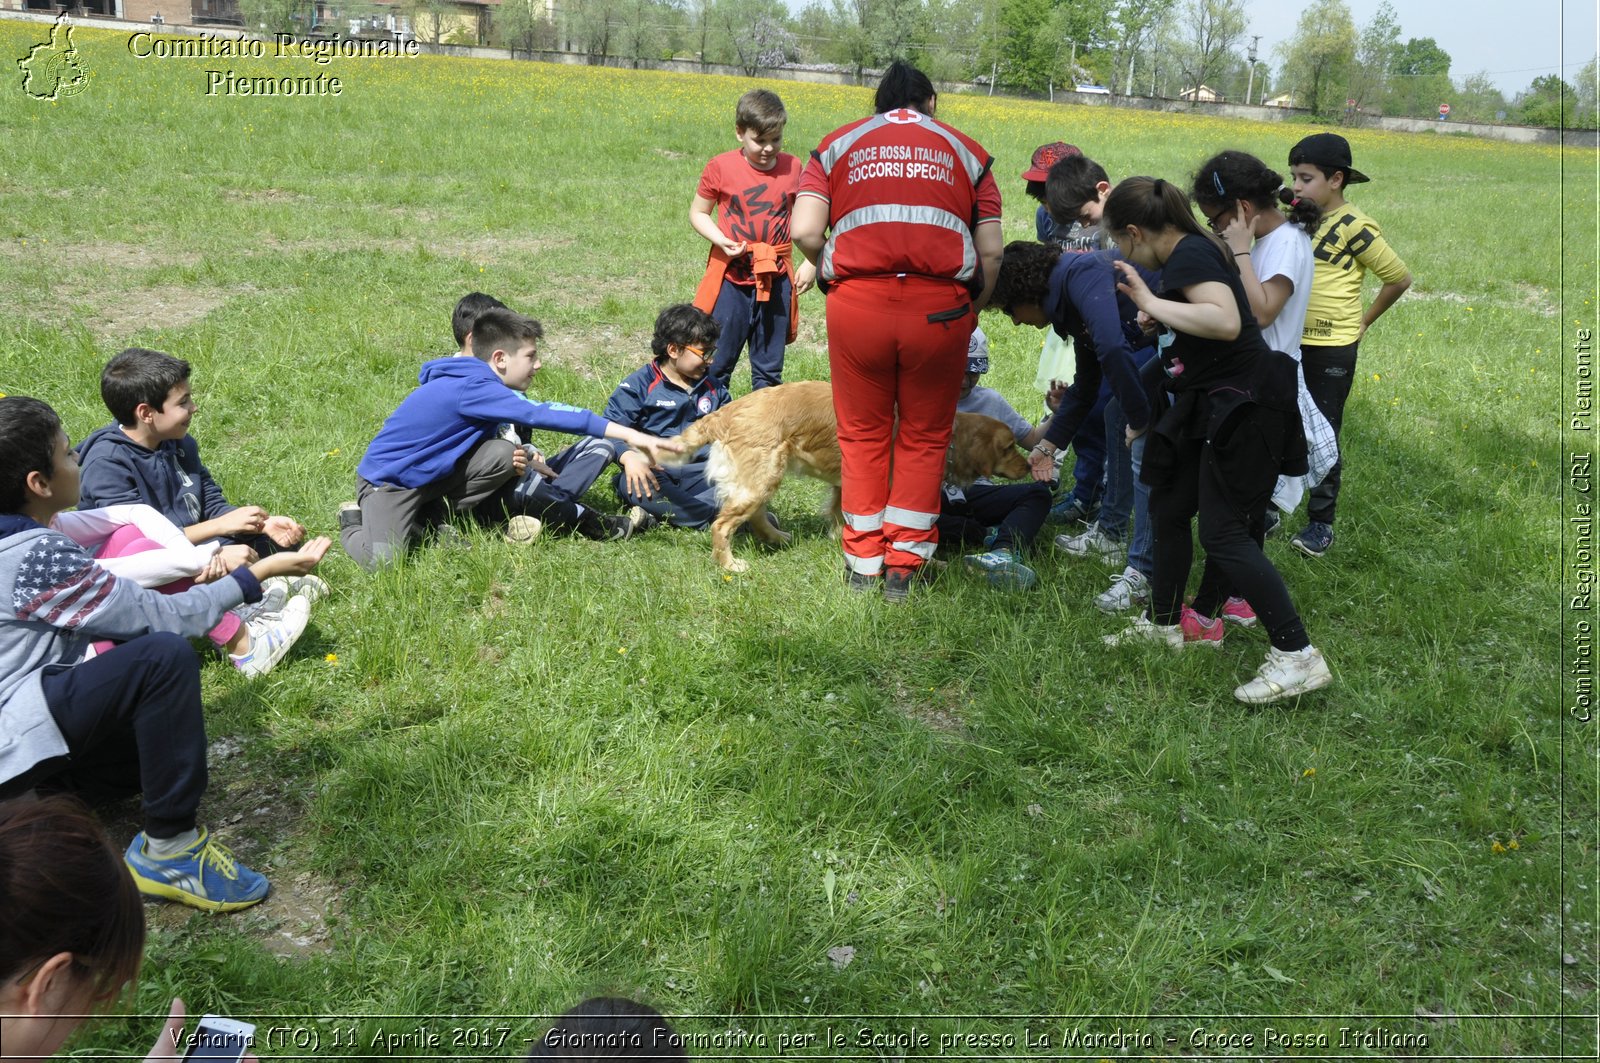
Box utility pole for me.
[1245,35,1260,105]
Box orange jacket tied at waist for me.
[692,241,800,344]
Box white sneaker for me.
[505,515,543,543]
[1233,645,1334,704]
[1102,614,1184,649]
[1055,523,1123,563]
[236,579,291,624]
[1094,566,1150,614]
[262,574,328,606]
[229,596,311,678]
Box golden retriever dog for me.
[663,380,1031,571]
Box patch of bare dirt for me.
[78,285,232,335]
[0,239,202,270]
[891,678,969,737]
[105,736,341,958]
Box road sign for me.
[1439,103,1451,116]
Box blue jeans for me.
[1065,380,1110,506]
[708,275,792,391]
[1098,396,1152,578]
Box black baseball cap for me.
[1288,132,1370,184]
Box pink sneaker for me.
[1179,606,1225,647]
[1219,596,1258,627]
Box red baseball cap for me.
[1021,142,1081,182]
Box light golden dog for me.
[664,380,1031,571]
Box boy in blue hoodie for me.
[0,396,331,912]
[341,308,681,569]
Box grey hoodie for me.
[0,511,258,784]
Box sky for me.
[1234,0,1595,97]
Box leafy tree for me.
[1577,54,1598,125]
[715,0,792,73]
[1347,0,1398,113]
[1383,36,1450,116]
[1453,70,1510,124]
[1167,0,1245,100]
[238,0,310,35]
[1517,73,1577,128]
[1103,0,1173,94]
[494,0,558,53]
[615,0,666,66]
[1276,0,1354,117]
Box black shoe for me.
[338,501,361,531]
[882,564,937,603]
[843,565,877,593]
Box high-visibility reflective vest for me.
[798,109,999,290]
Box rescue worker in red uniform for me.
[792,61,1004,602]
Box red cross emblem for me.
[883,108,922,124]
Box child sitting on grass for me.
[447,293,655,544]
[77,347,320,565]
[946,327,1055,590]
[74,347,324,675]
[603,304,729,529]
[0,395,331,911]
[340,307,681,568]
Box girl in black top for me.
[1100,176,1331,704]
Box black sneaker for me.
[843,565,877,593]
[338,501,362,531]
[882,564,938,603]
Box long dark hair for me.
[874,60,935,115]
[0,796,145,1005]
[1192,150,1321,233]
[1103,176,1232,268]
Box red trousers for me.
[827,275,973,574]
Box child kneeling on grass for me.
[340,308,682,569]
[0,396,331,910]
[944,327,1055,590]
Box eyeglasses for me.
[1201,204,1234,233]
[680,345,712,362]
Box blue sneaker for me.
[963,549,1038,590]
[1047,496,1098,527]
[124,828,270,912]
[1291,520,1334,558]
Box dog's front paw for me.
[723,557,750,574]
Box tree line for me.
[244,0,1598,128]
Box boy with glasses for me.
[603,304,731,529]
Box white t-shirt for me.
[1251,222,1314,363]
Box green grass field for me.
[2,18,1596,1058]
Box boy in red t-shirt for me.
[689,89,816,391]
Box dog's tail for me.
[656,406,731,468]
